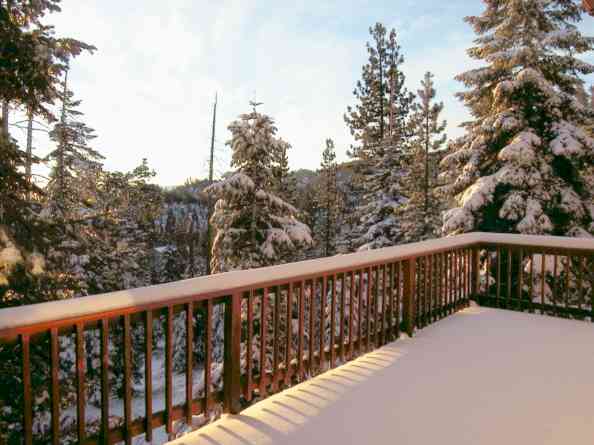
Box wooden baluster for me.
[449,252,453,308]
[144,312,153,442]
[485,249,491,297]
[319,277,327,371]
[444,252,449,312]
[577,256,583,314]
[419,258,426,326]
[496,247,501,308]
[451,252,456,311]
[76,323,86,444]
[22,334,32,445]
[460,251,464,305]
[541,254,546,315]
[99,320,109,445]
[450,251,454,313]
[165,308,173,436]
[339,273,346,362]
[123,315,133,445]
[506,249,512,309]
[441,253,446,313]
[553,255,558,316]
[50,328,60,445]
[461,250,465,305]
[458,250,463,308]
[438,253,443,316]
[467,248,472,301]
[529,253,534,313]
[358,270,363,355]
[186,302,194,423]
[466,249,471,303]
[452,250,460,312]
[330,274,337,368]
[223,293,242,414]
[436,254,441,319]
[441,253,446,316]
[260,289,268,397]
[460,249,466,307]
[205,300,213,414]
[366,267,372,351]
[564,257,570,316]
[381,264,388,344]
[590,256,594,323]
[395,262,401,338]
[440,253,446,317]
[298,281,305,380]
[349,271,355,359]
[459,250,463,304]
[517,249,524,311]
[285,283,293,385]
[427,256,433,323]
[373,267,379,346]
[309,280,315,373]
[273,286,281,390]
[435,255,439,318]
[386,264,393,342]
[246,291,254,400]
[402,258,416,336]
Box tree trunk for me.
[424,112,430,215]
[26,110,33,186]
[57,69,69,213]
[1,101,9,139]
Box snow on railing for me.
[1,232,591,333]
[0,232,592,445]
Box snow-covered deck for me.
[168,306,594,445]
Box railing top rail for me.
[0,232,592,335]
[477,232,594,251]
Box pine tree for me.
[206,107,313,273]
[441,0,593,238]
[0,1,93,290]
[400,71,447,242]
[271,139,296,204]
[0,3,94,442]
[344,23,414,250]
[315,138,342,256]
[46,69,104,218]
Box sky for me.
[21,0,594,186]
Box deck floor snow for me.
[167,306,594,445]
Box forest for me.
[1,1,593,444]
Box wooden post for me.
[224,292,242,414]
[402,258,416,337]
[471,247,480,305]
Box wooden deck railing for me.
[0,233,592,445]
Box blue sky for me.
[31,0,593,185]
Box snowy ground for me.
[167,305,594,445]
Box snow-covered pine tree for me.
[206,107,313,273]
[47,69,104,218]
[315,138,342,257]
[344,23,414,250]
[0,1,93,296]
[0,3,95,442]
[441,0,594,238]
[441,1,594,309]
[400,71,447,242]
[205,108,312,396]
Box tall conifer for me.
[344,23,414,250]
